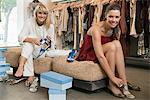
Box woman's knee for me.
[106,42,116,52]
[112,40,122,49]
[21,42,34,58]
[22,42,33,49]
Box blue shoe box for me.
[0,72,6,77]
[0,48,7,57]
[40,71,73,90]
[0,48,7,51]
[48,88,66,100]
[0,57,6,65]
[0,63,10,73]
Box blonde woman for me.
[15,3,55,92]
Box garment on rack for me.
[84,4,95,31]
[62,7,74,49]
[27,0,40,18]
[130,0,138,37]
[118,0,128,35]
[135,0,149,48]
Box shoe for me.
[29,77,38,93]
[107,87,125,98]
[25,79,33,87]
[123,84,135,99]
[67,49,77,62]
[7,77,26,85]
[128,82,141,91]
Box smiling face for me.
[35,4,48,25]
[105,9,121,28]
[36,10,48,25]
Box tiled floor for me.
[0,66,149,100]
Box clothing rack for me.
[51,0,79,3]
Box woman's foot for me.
[25,76,38,93]
[25,76,34,87]
[15,66,24,77]
[29,77,38,93]
[123,84,135,99]
[107,85,125,98]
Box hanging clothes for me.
[62,7,74,49]
[27,0,40,18]
[130,0,138,38]
[117,0,128,35]
[135,0,149,48]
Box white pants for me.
[21,42,45,76]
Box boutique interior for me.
[0,0,149,100]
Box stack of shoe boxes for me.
[0,48,10,81]
[40,71,73,100]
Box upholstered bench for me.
[4,47,107,91]
[52,56,107,91]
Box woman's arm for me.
[91,27,114,79]
[18,19,30,44]
[18,18,40,45]
[91,26,123,87]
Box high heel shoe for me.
[107,87,125,98]
[123,84,135,99]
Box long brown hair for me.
[105,3,121,40]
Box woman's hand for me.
[111,76,124,88]
[46,35,51,42]
[31,38,41,46]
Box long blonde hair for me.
[34,3,51,30]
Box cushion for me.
[34,57,53,74]
[52,56,106,81]
[4,47,21,67]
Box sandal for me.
[123,84,135,99]
[29,77,39,93]
[25,79,33,87]
[107,86,125,98]
[7,77,26,85]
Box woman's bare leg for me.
[113,40,135,98]
[102,42,123,96]
[15,43,34,82]
[15,56,27,77]
[113,40,127,83]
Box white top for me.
[18,18,55,49]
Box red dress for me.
[76,34,113,62]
